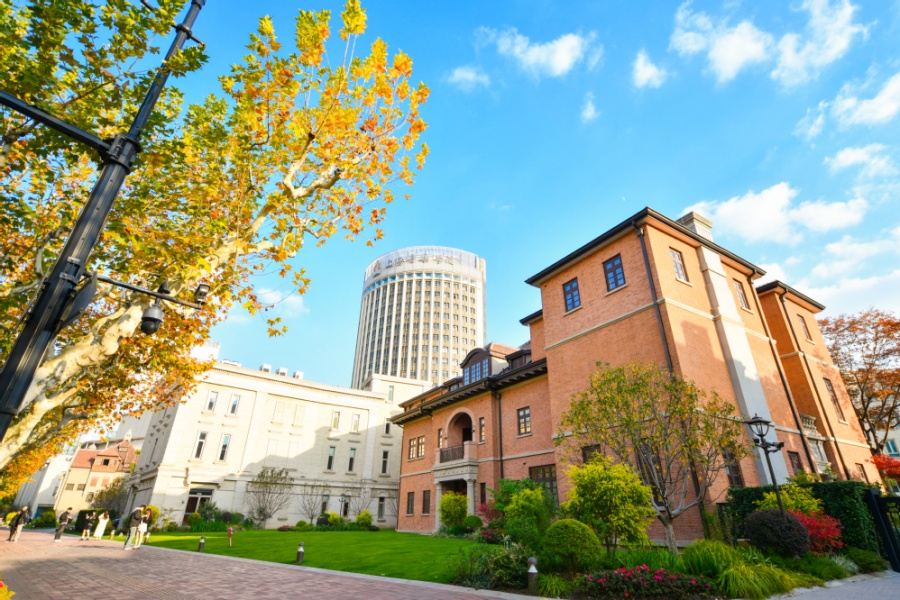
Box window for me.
[823,378,846,421]
[377,497,386,519]
[422,490,431,515]
[563,278,581,311]
[479,417,485,443]
[437,428,443,449]
[205,391,218,412]
[331,411,340,430]
[417,435,426,458]
[85,492,94,502]
[581,444,602,464]
[76,484,85,491]
[529,465,559,506]
[194,432,208,459]
[517,407,532,435]
[723,450,744,488]
[886,440,900,458]
[480,482,487,506]
[101,458,111,466]
[604,255,626,291]
[381,451,390,474]
[218,434,231,461]
[65,483,74,491]
[351,413,361,433]
[855,463,869,482]
[406,491,415,515]
[408,438,417,459]
[228,394,240,415]
[384,418,392,435]
[798,315,813,341]
[321,494,329,516]
[733,280,750,310]
[670,249,688,282]
[326,446,336,471]
[348,448,356,472]
[787,451,804,475]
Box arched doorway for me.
[447,412,473,446]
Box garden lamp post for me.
[746,414,787,521]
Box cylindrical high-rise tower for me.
[351,246,487,389]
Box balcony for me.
[800,414,819,437]
[433,441,478,482]
[440,445,465,463]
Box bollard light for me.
[297,541,305,564]
[527,556,538,593]
[198,535,206,552]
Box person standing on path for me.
[54,507,73,541]
[81,512,95,540]
[5,506,29,542]
[122,505,145,550]
[93,511,109,540]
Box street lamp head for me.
[140,301,164,335]
[193,282,211,305]
[745,414,771,440]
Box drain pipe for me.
[493,389,504,479]
[750,288,819,475]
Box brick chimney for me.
[677,211,714,242]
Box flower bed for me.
[576,565,718,599]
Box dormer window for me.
[463,357,489,385]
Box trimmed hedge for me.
[727,481,878,554]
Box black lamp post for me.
[746,414,787,520]
[0,1,208,443]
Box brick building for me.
[392,208,876,543]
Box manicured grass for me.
[145,529,475,583]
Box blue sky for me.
[188,1,900,387]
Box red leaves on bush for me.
[790,510,844,555]
[870,454,900,479]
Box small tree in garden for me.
[245,467,294,528]
[439,492,468,528]
[558,362,749,553]
[90,477,130,516]
[564,458,655,554]
[350,488,372,517]
[504,488,553,550]
[297,483,327,524]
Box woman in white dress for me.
[93,511,109,540]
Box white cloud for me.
[756,262,789,285]
[794,101,828,139]
[825,144,898,178]
[803,269,900,316]
[670,3,774,83]
[810,230,900,278]
[581,93,598,122]
[256,288,309,317]
[633,50,668,88]
[833,71,900,126]
[685,182,867,244]
[478,27,600,78]
[445,66,490,92]
[772,0,867,86]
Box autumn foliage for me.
[870,454,900,479]
[0,0,428,490]
[790,510,844,555]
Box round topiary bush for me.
[744,509,810,557]
[355,509,373,529]
[543,519,603,576]
[463,515,483,531]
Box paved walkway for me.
[2,528,897,599]
[0,529,530,600]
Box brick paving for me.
[0,528,531,600]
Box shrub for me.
[0,573,14,600]
[462,515,482,531]
[542,519,602,577]
[5,512,17,524]
[295,519,308,528]
[744,509,809,557]
[769,554,848,580]
[844,547,888,573]
[277,524,292,531]
[449,545,495,589]
[716,563,792,600]
[326,511,342,527]
[577,566,718,599]
[756,485,821,515]
[165,522,178,532]
[790,510,843,555]
[439,493,468,528]
[488,542,531,589]
[489,478,545,515]
[682,540,743,579]
[504,488,552,550]
[563,459,655,554]
[222,512,233,524]
[190,519,229,532]
[478,527,504,544]
[537,573,574,598]
[32,510,57,528]
[186,512,202,526]
[230,512,244,524]
[613,547,684,572]
[197,500,220,522]
[355,510,373,529]
[831,554,859,575]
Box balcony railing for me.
[440,444,464,463]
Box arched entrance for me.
[447,412,473,446]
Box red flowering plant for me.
[478,527,505,545]
[477,502,502,524]
[0,575,15,600]
[576,565,718,599]
[870,454,900,479]
[790,510,844,555]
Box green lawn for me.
[145,529,474,583]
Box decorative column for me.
[434,481,443,532]
[466,479,476,515]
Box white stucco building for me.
[128,362,427,528]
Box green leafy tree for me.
[439,492,467,528]
[488,478,545,515]
[90,476,130,516]
[558,362,748,553]
[504,487,553,550]
[563,458,655,554]
[0,0,428,484]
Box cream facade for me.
[129,363,427,528]
[351,246,488,388]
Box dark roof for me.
[756,280,826,311]
[391,358,548,425]
[519,309,543,325]
[524,207,765,286]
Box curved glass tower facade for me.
[351,246,487,389]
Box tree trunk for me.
[663,519,678,553]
